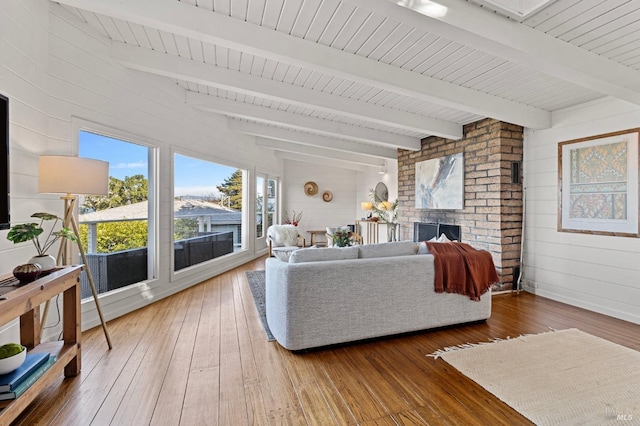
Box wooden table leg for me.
[19,309,41,351]
[62,276,81,377]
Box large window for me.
[78,130,153,299]
[267,178,277,230]
[256,175,278,248]
[256,176,265,238]
[173,153,245,271]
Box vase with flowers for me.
[332,229,352,247]
[284,210,303,226]
[6,212,77,271]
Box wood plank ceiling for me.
[52,0,640,170]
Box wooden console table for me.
[0,265,82,423]
[356,220,391,244]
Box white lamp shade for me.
[38,155,109,195]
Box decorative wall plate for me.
[304,181,318,196]
[322,191,333,202]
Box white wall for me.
[524,97,640,325]
[356,160,398,213]
[282,159,358,244]
[281,159,399,243]
[0,0,52,344]
[0,0,282,340]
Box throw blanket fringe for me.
[426,242,499,301]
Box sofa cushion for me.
[417,241,430,254]
[289,246,359,263]
[358,241,418,259]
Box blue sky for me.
[79,131,237,197]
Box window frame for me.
[170,147,251,279]
[72,118,159,293]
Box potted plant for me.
[332,229,352,247]
[6,212,77,271]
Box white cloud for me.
[112,161,148,169]
[174,186,222,197]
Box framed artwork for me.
[558,129,639,236]
[415,152,464,209]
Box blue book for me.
[0,356,56,401]
[0,352,50,393]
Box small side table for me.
[307,230,327,247]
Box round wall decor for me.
[322,191,333,202]
[304,181,318,196]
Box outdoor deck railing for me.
[80,231,234,299]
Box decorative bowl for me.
[0,345,27,375]
[12,263,42,284]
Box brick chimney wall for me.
[397,118,524,290]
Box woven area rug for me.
[245,271,275,341]
[431,328,640,425]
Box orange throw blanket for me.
[426,242,498,301]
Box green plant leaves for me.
[31,212,61,221]
[6,223,44,243]
[6,212,76,255]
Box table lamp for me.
[361,201,373,219]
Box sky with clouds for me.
[79,131,237,197]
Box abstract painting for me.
[415,152,464,209]
[559,129,639,236]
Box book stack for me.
[0,352,56,405]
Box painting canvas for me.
[415,152,464,209]
[559,129,639,236]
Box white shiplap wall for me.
[280,159,400,245]
[0,0,282,340]
[282,159,359,243]
[0,0,52,265]
[523,97,640,325]
[0,0,52,343]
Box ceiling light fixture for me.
[378,162,387,175]
[395,0,448,18]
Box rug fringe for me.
[428,327,561,359]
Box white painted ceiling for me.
[52,0,640,170]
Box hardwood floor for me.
[11,256,640,425]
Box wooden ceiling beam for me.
[275,151,369,172]
[113,42,455,140]
[54,0,549,129]
[187,93,420,150]
[380,0,640,105]
[227,120,398,160]
[255,137,385,167]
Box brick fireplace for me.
[397,118,524,290]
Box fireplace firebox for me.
[413,222,461,242]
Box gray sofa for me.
[265,241,492,350]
